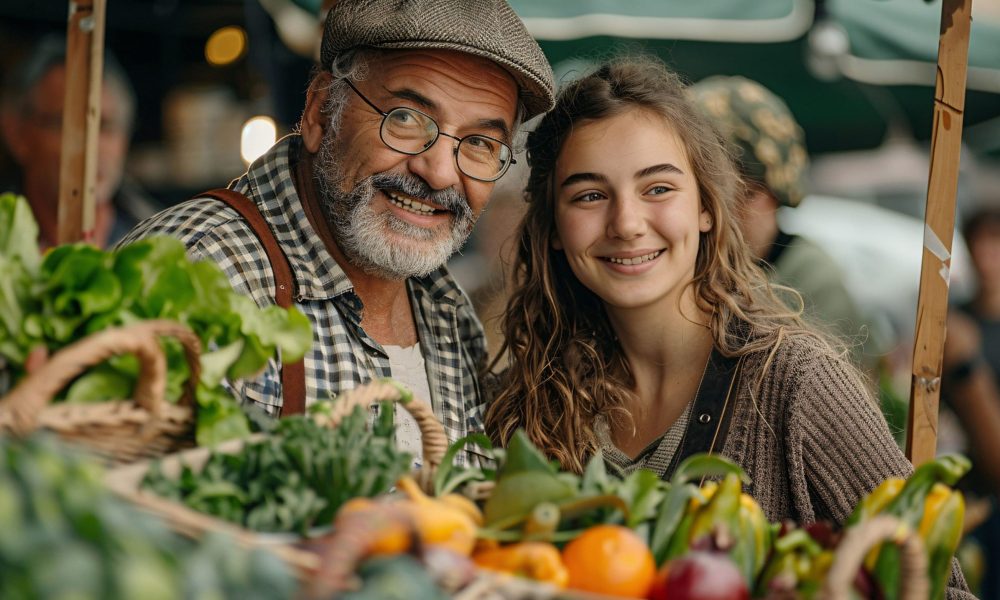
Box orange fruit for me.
[561,524,656,598]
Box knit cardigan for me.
[719,334,973,598]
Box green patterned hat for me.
[688,76,809,207]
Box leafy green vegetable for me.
[142,404,413,535]
[0,194,313,445]
[0,433,297,599]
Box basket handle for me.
[821,514,929,600]
[3,320,201,436]
[315,379,448,492]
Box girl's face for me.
[552,108,711,314]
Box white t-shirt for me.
[383,344,434,468]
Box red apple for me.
[646,552,749,600]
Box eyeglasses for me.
[344,79,515,183]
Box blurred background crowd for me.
[1,0,1000,595]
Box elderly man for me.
[120,0,554,463]
[1,35,160,249]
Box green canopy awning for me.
[815,0,1000,93]
[510,0,814,43]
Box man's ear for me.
[301,72,333,154]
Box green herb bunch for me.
[0,433,297,599]
[142,403,414,535]
[0,193,313,445]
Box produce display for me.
[300,428,972,600]
[0,193,312,445]
[0,433,296,599]
[141,403,414,534]
[0,358,975,599]
[0,197,975,600]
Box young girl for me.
[487,55,923,529]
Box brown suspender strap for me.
[200,188,307,416]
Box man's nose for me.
[407,137,463,193]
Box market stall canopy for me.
[507,0,1000,157]
[811,0,1000,93]
[509,0,814,43]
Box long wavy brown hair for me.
[484,56,848,473]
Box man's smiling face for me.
[310,49,518,280]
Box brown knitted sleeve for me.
[782,337,974,599]
[783,340,912,524]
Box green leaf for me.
[70,267,122,317]
[64,366,134,404]
[195,385,251,447]
[111,240,155,301]
[0,193,41,273]
[498,429,556,479]
[433,433,493,496]
[374,400,395,437]
[259,305,313,363]
[579,451,612,496]
[199,340,245,387]
[144,264,195,317]
[0,261,35,360]
[617,468,666,527]
[226,332,271,380]
[671,453,748,485]
[649,483,702,565]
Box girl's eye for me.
[647,185,673,196]
[573,191,604,203]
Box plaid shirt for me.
[118,135,490,465]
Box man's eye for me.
[389,110,415,125]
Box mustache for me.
[369,172,472,222]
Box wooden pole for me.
[906,0,973,465]
[57,0,106,245]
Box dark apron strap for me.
[663,348,745,479]
[200,188,307,417]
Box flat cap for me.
[689,76,809,208]
[320,0,555,121]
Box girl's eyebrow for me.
[560,172,609,188]
[635,163,684,178]
[560,163,684,189]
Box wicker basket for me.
[0,320,201,464]
[820,514,928,600]
[103,379,450,578]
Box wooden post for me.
[906,0,973,465]
[57,0,106,245]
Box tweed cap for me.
[320,0,555,121]
[689,76,809,207]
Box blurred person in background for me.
[942,205,1000,598]
[0,35,161,249]
[688,76,879,371]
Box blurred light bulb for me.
[241,116,277,165]
[206,26,247,66]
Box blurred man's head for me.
[0,35,135,207]
[963,206,1000,295]
[689,76,809,259]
